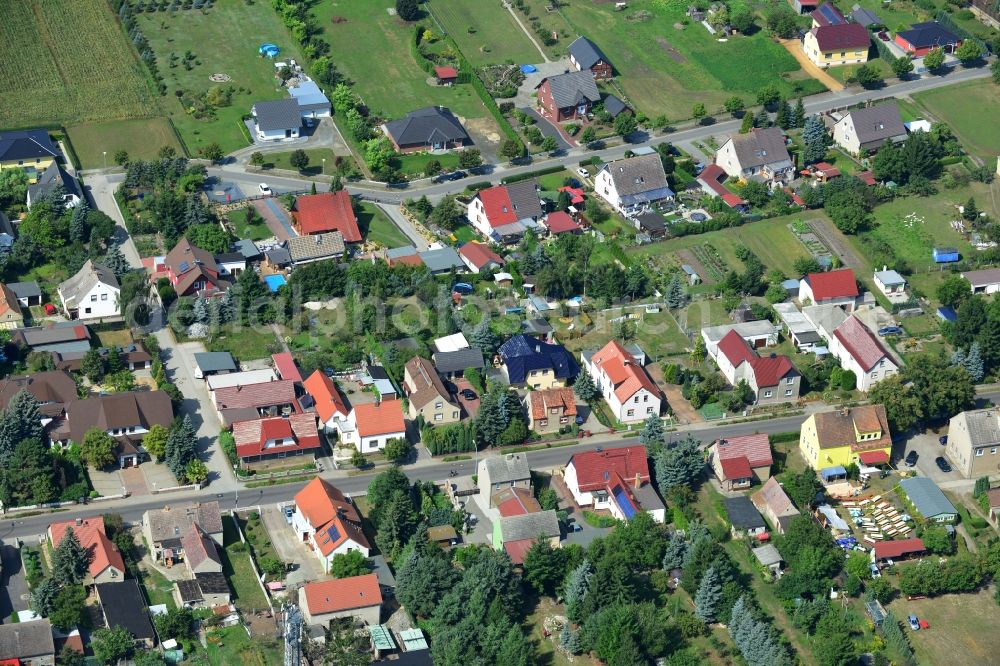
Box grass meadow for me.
[913,80,1000,162]
[0,0,157,129]
[66,118,183,169]
[358,202,411,248]
[425,0,544,66]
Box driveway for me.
[120,466,148,497]
[0,541,30,620]
[451,378,481,420]
[253,198,297,241]
[90,468,125,497]
[906,430,958,485]
[232,117,351,159]
[83,173,142,268]
[260,504,326,588]
[778,38,844,92]
[154,334,236,492]
[519,107,572,151]
[375,204,428,250]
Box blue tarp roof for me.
[288,80,331,109]
[937,306,957,322]
[821,466,847,480]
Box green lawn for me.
[516,0,577,59]
[537,170,577,191]
[310,0,503,126]
[66,118,184,169]
[556,0,825,119]
[206,325,280,362]
[913,80,1000,162]
[558,307,692,360]
[138,565,177,610]
[425,0,543,66]
[395,151,461,176]
[228,209,273,242]
[888,588,1000,664]
[136,0,307,155]
[452,224,479,243]
[221,516,270,613]
[0,0,157,129]
[260,148,339,176]
[358,202,411,248]
[825,58,893,85]
[204,624,283,666]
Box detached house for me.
[830,316,898,391]
[466,181,544,242]
[293,477,371,571]
[27,162,82,209]
[799,405,892,471]
[961,268,1000,295]
[403,356,460,424]
[568,36,614,79]
[164,238,229,297]
[498,334,578,389]
[535,70,601,122]
[66,391,174,467]
[477,453,531,500]
[945,408,1000,479]
[594,154,673,216]
[581,340,662,423]
[804,23,871,68]
[459,241,504,274]
[709,433,774,490]
[565,446,665,523]
[232,413,321,469]
[798,268,858,310]
[57,260,120,320]
[382,107,471,153]
[711,331,801,405]
[292,191,361,241]
[526,387,578,434]
[251,98,301,141]
[715,128,794,183]
[0,128,59,180]
[300,574,382,628]
[142,501,224,562]
[48,517,126,585]
[0,284,24,329]
[894,21,961,55]
[751,477,800,533]
[339,400,406,453]
[833,103,907,155]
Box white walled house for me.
[715,128,795,183]
[337,401,406,453]
[830,316,899,392]
[564,446,665,523]
[581,340,661,423]
[57,260,120,320]
[798,268,859,311]
[292,478,371,572]
[251,99,302,141]
[594,154,673,216]
[303,370,351,432]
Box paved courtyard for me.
[261,503,327,589]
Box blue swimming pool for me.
[264,274,287,292]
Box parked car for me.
[878,326,902,336]
[434,170,467,183]
[283,505,294,524]
[908,614,920,631]
[935,456,952,473]
[870,563,881,578]
[904,450,918,467]
[258,183,272,195]
[460,388,477,400]
[938,435,948,446]
[576,167,589,178]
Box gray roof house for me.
[11,322,91,354]
[193,351,237,379]
[478,453,531,497]
[724,496,767,535]
[432,347,486,378]
[7,281,42,307]
[27,162,82,209]
[595,154,673,215]
[252,99,302,138]
[143,501,224,558]
[57,260,120,320]
[568,36,613,77]
[945,408,1000,478]
[850,4,882,26]
[715,127,795,182]
[898,476,958,522]
[383,107,471,152]
[0,618,55,664]
[833,103,907,155]
[286,231,345,266]
[537,70,601,121]
[498,510,561,541]
[419,247,465,274]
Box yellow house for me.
[799,405,892,470]
[0,285,25,330]
[0,129,60,183]
[803,25,872,68]
[497,334,578,390]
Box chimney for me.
[634,472,642,489]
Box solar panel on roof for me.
[614,486,637,519]
[178,260,190,272]
[326,524,341,543]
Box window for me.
[627,409,634,417]
[647,407,654,413]
[992,448,998,455]
[764,390,772,398]
[539,419,548,426]
[786,377,794,385]
[634,396,639,403]
[434,402,443,409]
[84,307,91,314]
[90,295,98,302]
[976,449,984,457]
[101,293,108,301]
[560,417,568,424]
[785,389,793,396]
[530,370,537,377]
[643,395,649,402]
[434,414,442,421]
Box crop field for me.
[0,0,157,129]
[136,0,306,155]
[557,0,825,119]
[913,80,1000,162]
[66,118,183,169]
[426,0,543,66]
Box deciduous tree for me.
[80,428,116,469]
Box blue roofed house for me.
[0,128,60,182]
[498,334,578,389]
[288,79,331,119]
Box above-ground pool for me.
[264,274,287,292]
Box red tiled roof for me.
[544,211,581,234]
[49,518,125,579]
[569,445,649,493]
[294,477,361,527]
[873,538,925,560]
[434,66,458,79]
[232,413,321,459]
[272,353,302,383]
[813,162,842,178]
[303,371,349,424]
[589,340,659,403]
[858,450,889,465]
[833,317,889,371]
[389,253,424,267]
[804,268,858,301]
[557,186,585,204]
[749,354,796,387]
[352,400,405,438]
[722,192,748,208]
[858,171,877,186]
[459,241,504,270]
[314,513,370,556]
[503,539,535,564]
[717,330,756,368]
[528,387,577,421]
[715,433,773,468]
[476,186,518,228]
[720,456,753,481]
[302,574,381,615]
[180,523,221,571]
[213,379,296,410]
[496,487,541,517]
[293,192,361,241]
[812,23,871,51]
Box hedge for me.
[502,165,567,184]
[935,11,989,54]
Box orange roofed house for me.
[526,387,577,434]
[293,477,371,572]
[302,370,350,432]
[299,573,382,628]
[232,413,321,469]
[564,445,665,523]
[581,340,662,423]
[709,433,774,490]
[338,400,406,454]
[48,517,126,585]
[292,191,362,242]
